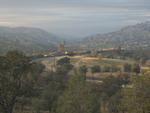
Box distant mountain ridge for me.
[0,26,61,55]
[82,22,150,49]
[1,22,150,55]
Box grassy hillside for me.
[0,27,61,55]
[82,22,150,49]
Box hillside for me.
[82,22,150,49]
[0,27,60,55]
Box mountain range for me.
[1,22,150,55]
[0,27,60,55]
[82,22,150,50]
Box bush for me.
[103,65,111,72]
[57,57,70,65]
[79,65,88,74]
[102,65,120,72]
[133,63,141,74]
[123,63,132,72]
[111,65,121,72]
[91,65,101,73]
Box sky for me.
[0,0,150,38]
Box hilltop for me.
[0,26,61,55]
[82,22,150,49]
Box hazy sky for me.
[0,0,150,38]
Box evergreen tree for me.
[56,72,100,113]
[0,51,43,113]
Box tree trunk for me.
[3,108,13,113]
[3,103,15,113]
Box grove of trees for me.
[0,51,44,113]
[0,51,149,113]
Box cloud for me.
[0,0,149,37]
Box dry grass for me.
[73,56,134,67]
